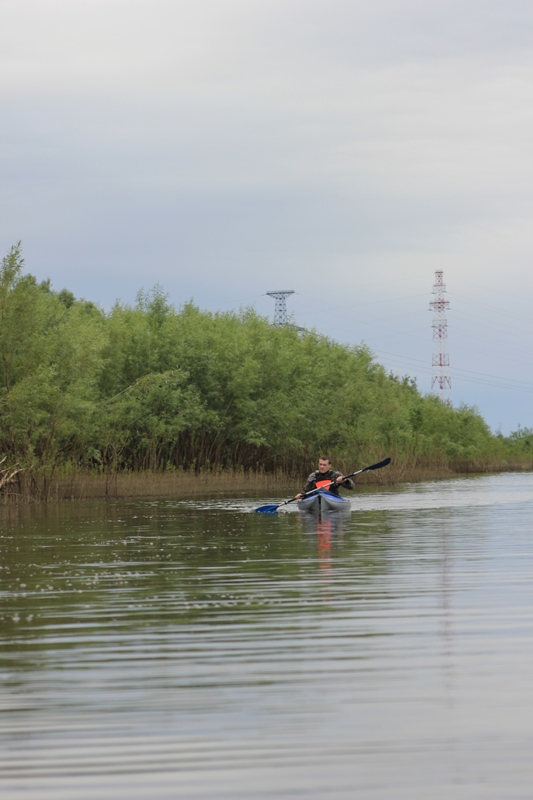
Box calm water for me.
[1,473,533,799]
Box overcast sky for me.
[2,0,532,434]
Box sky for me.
[2,0,532,434]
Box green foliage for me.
[507,425,533,456]
[0,245,107,479]
[1,243,530,486]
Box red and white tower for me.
[430,270,451,401]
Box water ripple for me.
[2,472,533,798]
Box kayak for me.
[297,489,351,514]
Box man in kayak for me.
[296,456,355,499]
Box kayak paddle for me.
[254,457,391,514]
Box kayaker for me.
[296,456,355,499]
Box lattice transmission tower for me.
[266,290,294,326]
[429,270,451,402]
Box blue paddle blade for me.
[255,505,279,514]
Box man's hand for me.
[336,475,345,483]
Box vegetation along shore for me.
[1,243,532,504]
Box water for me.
[1,472,533,799]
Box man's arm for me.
[333,472,354,490]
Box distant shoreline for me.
[2,462,532,505]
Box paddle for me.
[254,457,391,514]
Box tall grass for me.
[1,459,531,505]
[1,467,295,504]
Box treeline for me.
[1,243,532,496]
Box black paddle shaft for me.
[344,456,391,480]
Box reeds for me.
[1,458,531,505]
[1,467,296,504]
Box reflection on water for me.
[1,472,533,799]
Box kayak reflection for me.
[297,511,346,599]
[298,509,347,530]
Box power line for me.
[374,349,533,394]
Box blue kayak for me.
[297,489,351,514]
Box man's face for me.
[318,459,331,473]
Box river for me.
[1,472,533,799]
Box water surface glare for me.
[2,472,533,799]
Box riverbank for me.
[4,248,532,500]
[2,460,532,504]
